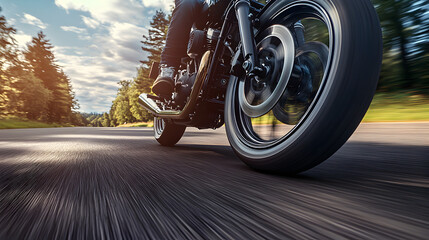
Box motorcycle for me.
[139,0,382,174]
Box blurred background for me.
[0,1,428,239]
[0,0,428,129]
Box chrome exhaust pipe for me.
[138,93,162,115]
[138,94,180,115]
[138,51,212,120]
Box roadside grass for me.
[363,92,429,122]
[117,122,154,128]
[251,92,429,124]
[0,119,66,129]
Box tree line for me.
[1,7,83,125]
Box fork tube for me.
[294,21,306,47]
[235,0,258,70]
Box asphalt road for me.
[0,123,428,239]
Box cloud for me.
[107,22,147,59]
[52,0,169,112]
[141,0,173,11]
[81,16,100,29]
[8,18,16,25]
[14,31,33,48]
[21,13,48,29]
[54,0,153,24]
[61,26,91,41]
[61,26,88,34]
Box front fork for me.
[235,0,263,77]
[293,21,305,47]
[234,0,305,77]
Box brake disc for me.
[238,24,295,118]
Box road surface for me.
[0,123,428,239]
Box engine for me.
[174,71,196,108]
[187,28,221,58]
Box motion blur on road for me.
[0,123,428,239]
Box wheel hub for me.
[273,41,329,125]
[238,25,296,118]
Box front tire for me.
[225,0,382,174]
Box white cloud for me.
[55,0,162,64]
[9,18,16,25]
[61,26,91,41]
[141,0,173,11]
[54,0,152,24]
[21,13,48,29]
[15,31,32,48]
[109,22,146,50]
[81,16,100,29]
[61,26,88,34]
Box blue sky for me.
[1,0,173,113]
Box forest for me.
[0,7,86,126]
[1,0,429,127]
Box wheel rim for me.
[227,1,337,152]
[154,117,165,138]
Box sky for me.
[1,0,174,113]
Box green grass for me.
[0,119,66,129]
[363,92,429,122]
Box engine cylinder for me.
[207,28,221,51]
[187,30,206,58]
[175,72,196,107]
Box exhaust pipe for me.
[138,51,212,120]
[138,94,180,115]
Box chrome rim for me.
[228,1,337,151]
[154,117,165,138]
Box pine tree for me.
[135,10,170,93]
[24,32,58,89]
[24,32,76,123]
[140,10,170,65]
[0,8,21,118]
[18,71,51,121]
